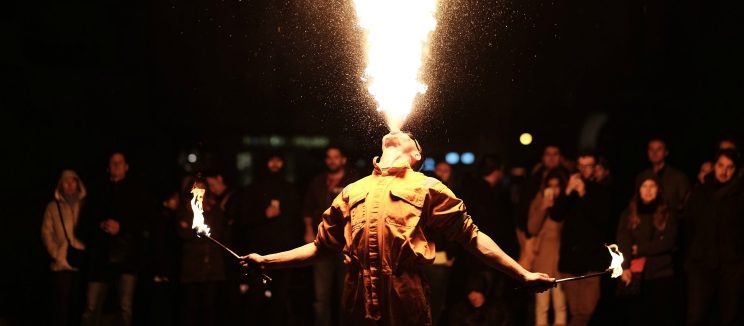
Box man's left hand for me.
[521,271,556,293]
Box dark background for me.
[4,0,743,322]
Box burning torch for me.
[190,186,272,284]
[521,244,624,291]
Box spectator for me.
[204,170,244,323]
[684,149,744,325]
[41,169,87,326]
[425,160,459,325]
[518,145,570,237]
[448,271,501,326]
[177,179,227,326]
[552,151,612,326]
[80,152,153,326]
[243,153,301,325]
[435,161,462,193]
[616,173,678,326]
[635,138,690,214]
[453,155,520,324]
[148,191,181,326]
[697,138,738,184]
[527,170,568,326]
[594,157,612,185]
[302,145,358,326]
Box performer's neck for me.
[378,148,405,169]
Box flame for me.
[606,244,624,278]
[191,187,210,237]
[352,0,438,132]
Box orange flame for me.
[191,187,210,236]
[353,0,438,132]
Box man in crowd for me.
[636,137,690,214]
[552,151,612,326]
[81,152,154,326]
[302,146,358,326]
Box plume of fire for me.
[191,187,211,237]
[352,0,438,132]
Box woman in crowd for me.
[527,170,568,326]
[41,170,87,326]
[616,173,677,326]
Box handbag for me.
[56,201,86,269]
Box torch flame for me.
[191,187,210,237]
[606,244,624,278]
[352,0,438,132]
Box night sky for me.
[4,0,744,319]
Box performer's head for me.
[381,131,423,169]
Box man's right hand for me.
[239,253,266,273]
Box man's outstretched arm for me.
[468,231,553,287]
[242,191,349,271]
[240,242,335,270]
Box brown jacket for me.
[315,158,479,325]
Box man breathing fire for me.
[241,131,554,325]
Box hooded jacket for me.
[41,170,87,271]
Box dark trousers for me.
[561,274,600,326]
[82,273,137,326]
[687,261,744,326]
[182,282,222,326]
[246,269,292,325]
[49,271,83,326]
[628,276,676,326]
[149,282,176,326]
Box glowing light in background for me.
[445,152,460,165]
[352,0,439,131]
[519,133,533,146]
[187,153,198,163]
[422,157,436,171]
[461,152,475,165]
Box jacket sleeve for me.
[527,193,547,236]
[426,181,479,248]
[550,191,577,223]
[41,202,65,263]
[314,191,349,253]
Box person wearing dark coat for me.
[551,152,612,326]
[616,172,678,326]
[80,152,154,326]
[242,153,302,325]
[684,149,744,326]
[448,155,521,325]
[177,180,227,326]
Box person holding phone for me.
[528,170,569,326]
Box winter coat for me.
[41,170,87,271]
